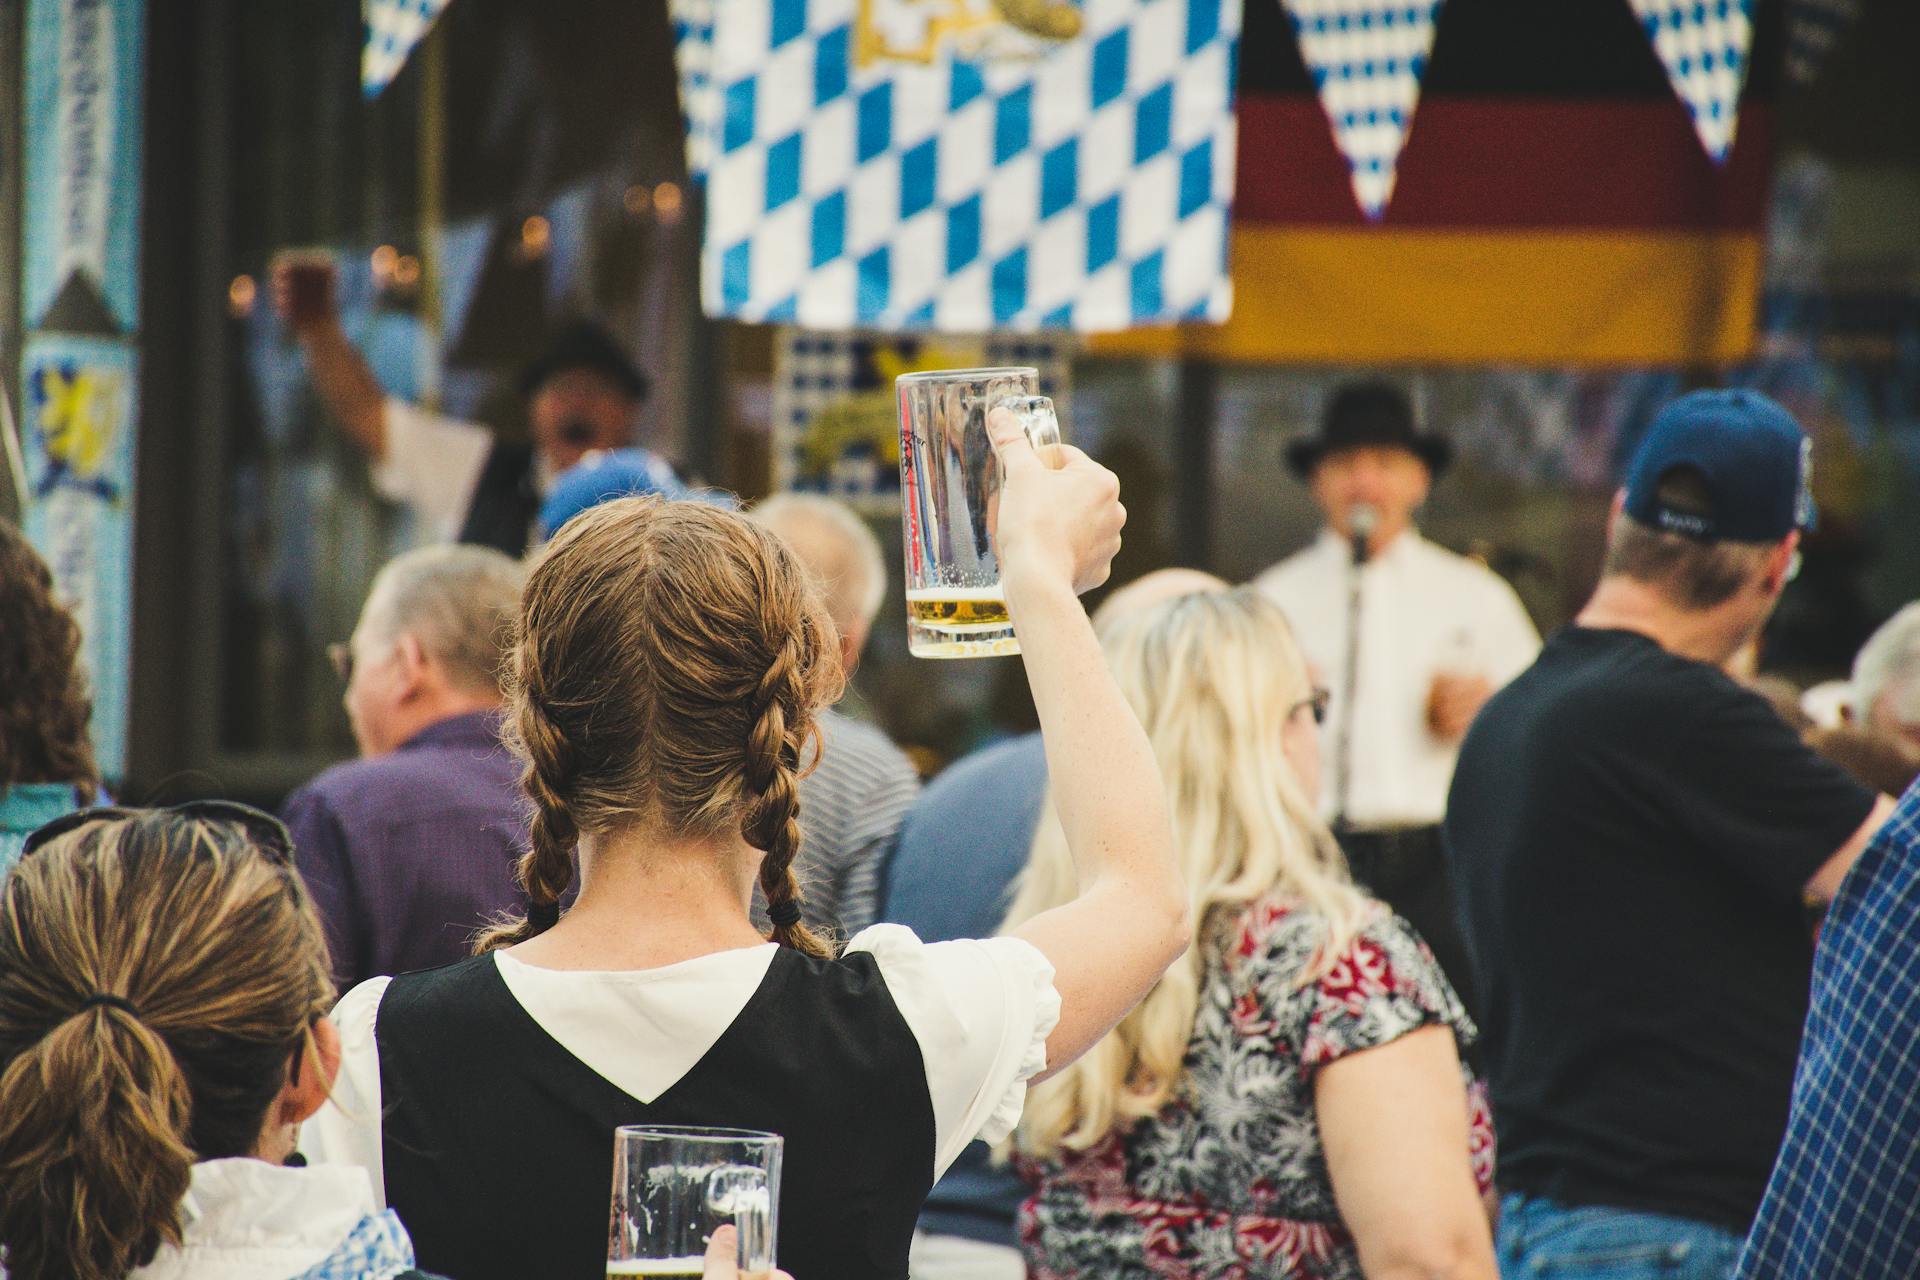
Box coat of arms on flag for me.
[677,0,1242,333]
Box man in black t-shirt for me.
[1446,389,1895,1280]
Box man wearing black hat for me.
[1255,380,1538,1016]
[1446,389,1895,1278]
[273,256,664,555]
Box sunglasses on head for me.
[22,800,295,864]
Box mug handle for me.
[992,395,1062,471]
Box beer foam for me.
[605,1260,706,1277]
[905,585,1006,601]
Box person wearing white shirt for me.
[1255,381,1539,1021]
[271,253,672,554]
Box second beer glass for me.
[607,1125,782,1279]
[897,367,1060,658]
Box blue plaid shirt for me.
[1736,781,1920,1278]
[293,1208,417,1280]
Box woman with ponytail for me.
[304,415,1190,1280]
[0,805,430,1280]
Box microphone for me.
[1348,503,1379,566]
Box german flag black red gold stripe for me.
[1093,0,1781,365]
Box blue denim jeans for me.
[1498,1193,1744,1280]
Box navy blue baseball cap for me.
[1622,389,1816,543]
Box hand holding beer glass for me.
[900,367,1118,657]
[608,1126,782,1279]
[269,249,340,332]
[1426,626,1493,742]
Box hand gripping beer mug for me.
[608,1126,782,1278]
[898,367,1061,658]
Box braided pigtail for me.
[479,497,846,958]
[742,636,833,959]
[475,655,580,952]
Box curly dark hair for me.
[0,521,98,799]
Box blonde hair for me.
[0,813,335,1280]
[475,497,844,957]
[1004,587,1367,1158]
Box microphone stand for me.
[1331,512,1374,831]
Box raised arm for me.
[988,410,1189,1081]
[271,254,390,460]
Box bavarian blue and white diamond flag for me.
[363,0,454,97]
[1627,0,1754,163]
[672,0,719,180]
[684,0,1241,332]
[1281,0,1443,221]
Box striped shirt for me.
[782,707,921,941]
[1735,780,1920,1278]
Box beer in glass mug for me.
[897,367,1060,658]
[608,1126,781,1280]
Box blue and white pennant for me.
[1627,0,1755,163]
[688,0,1242,333]
[362,0,453,97]
[1281,0,1444,221]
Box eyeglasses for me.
[1292,687,1331,726]
[327,641,354,683]
[22,800,295,864]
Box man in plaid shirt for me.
[1735,777,1920,1279]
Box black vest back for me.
[456,441,538,556]
[375,950,936,1280]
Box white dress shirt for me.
[1256,528,1540,828]
[371,399,554,545]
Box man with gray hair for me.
[1806,603,1920,797]
[284,544,530,988]
[1851,603,1920,750]
[747,494,920,939]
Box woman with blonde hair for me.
[1009,588,1497,1280]
[0,804,427,1279]
[303,416,1190,1280]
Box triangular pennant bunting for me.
[363,0,455,97]
[1280,0,1443,220]
[1626,0,1754,162]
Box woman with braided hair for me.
[303,414,1189,1280]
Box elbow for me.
[1153,886,1192,969]
[1365,1231,1491,1280]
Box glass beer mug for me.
[607,1126,782,1279]
[897,367,1061,658]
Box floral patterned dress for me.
[1020,896,1494,1279]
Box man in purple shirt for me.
[285,544,529,990]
